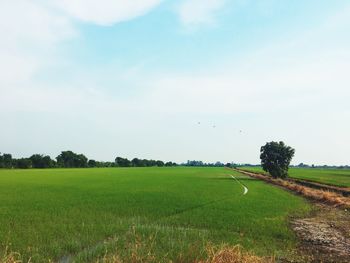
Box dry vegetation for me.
[199,245,274,263]
[0,245,273,263]
[236,169,350,208]
[0,247,25,263]
[95,244,274,263]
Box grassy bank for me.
[240,167,350,187]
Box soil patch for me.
[291,205,350,262]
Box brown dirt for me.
[291,204,350,263]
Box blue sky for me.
[1,0,350,164]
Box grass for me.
[240,167,350,188]
[0,167,310,262]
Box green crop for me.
[0,167,310,262]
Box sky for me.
[0,0,350,165]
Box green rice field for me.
[0,167,310,262]
[241,167,350,188]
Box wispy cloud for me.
[0,0,75,85]
[177,0,227,29]
[52,0,163,26]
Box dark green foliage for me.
[30,154,54,168]
[115,157,171,167]
[115,157,132,167]
[155,160,164,167]
[56,151,88,168]
[185,160,224,167]
[0,153,13,168]
[165,161,177,166]
[15,158,32,169]
[88,159,97,167]
[131,158,144,167]
[260,141,295,179]
[0,152,175,169]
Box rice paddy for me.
[0,167,310,262]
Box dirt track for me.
[232,168,350,263]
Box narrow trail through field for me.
[229,174,248,195]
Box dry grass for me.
[237,170,350,208]
[96,254,122,263]
[198,245,274,263]
[96,243,274,263]
[0,247,26,263]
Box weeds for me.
[0,247,26,263]
[200,244,274,263]
[96,243,274,263]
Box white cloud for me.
[177,0,226,28]
[52,0,163,26]
[1,0,350,164]
[144,52,350,115]
[0,0,75,85]
[0,0,164,89]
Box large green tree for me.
[115,157,131,167]
[1,153,13,168]
[30,154,54,168]
[56,151,88,168]
[88,159,97,167]
[15,158,32,169]
[260,141,295,179]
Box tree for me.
[165,161,177,167]
[131,158,144,167]
[215,161,224,167]
[2,154,13,168]
[15,158,32,169]
[0,154,4,168]
[260,141,295,179]
[115,157,131,167]
[56,151,88,168]
[30,154,54,168]
[155,160,164,167]
[88,159,97,167]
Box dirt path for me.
[231,168,350,262]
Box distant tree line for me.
[0,151,177,169]
[183,160,226,167]
[294,163,350,169]
[114,157,176,167]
